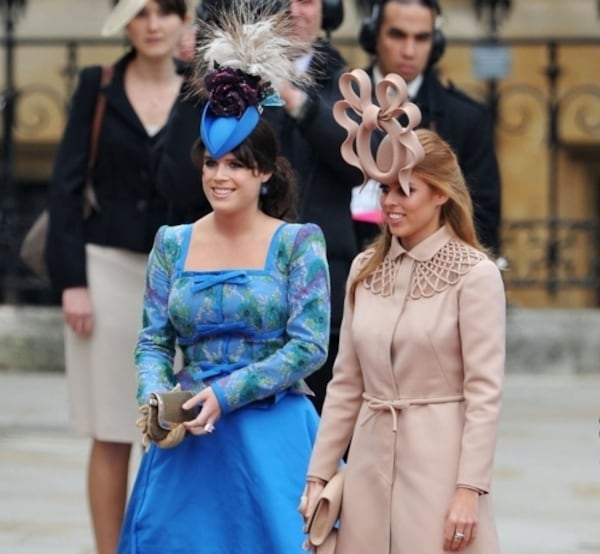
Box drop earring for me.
[260,184,269,196]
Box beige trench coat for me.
[308,226,505,554]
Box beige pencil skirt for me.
[64,244,148,443]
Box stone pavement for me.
[0,371,599,554]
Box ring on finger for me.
[454,531,465,541]
[203,422,215,433]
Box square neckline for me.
[178,222,288,275]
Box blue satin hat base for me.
[200,103,260,159]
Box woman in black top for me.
[45,2,209,552]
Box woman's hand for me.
[443,486,480,551]
[62,286,93,337]
[298,479,326,551]
[182,387,222,436]
[279,81,308,119]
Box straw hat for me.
[101,0,148,37]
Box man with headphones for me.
[156,0,361,414]
[265,0,359,416]
[355,0,501,255]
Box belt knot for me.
[362,393,411,432]
[361,393,465,432]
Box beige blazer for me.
[308,226,505,554]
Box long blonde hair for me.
[349,129,485,300]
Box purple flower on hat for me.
[204,66,262,118]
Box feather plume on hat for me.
[192,0,314,109]
[191,1,315,158]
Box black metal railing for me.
[501,219,600,290]
[0,37,124,304]
[338,35,600,298]
[1,35,600,303]
[488,38,600,297]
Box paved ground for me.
[0,371,599,554]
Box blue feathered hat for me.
[200,103,260,159]
[199,65,276,158]
[194,2,312,158]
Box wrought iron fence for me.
[501,219,600,291]
[1,36,599,304]
[0,37,124,304]
[339,35,600,300]
[487,38,600,298]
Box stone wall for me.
[1,305,599,374]
[505,308,600,375]
[0,306,64,372]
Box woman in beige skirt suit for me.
[301,70,505,554]
[44,2,205,553]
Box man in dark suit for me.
[263,0,361,414]
[356,0,501,254]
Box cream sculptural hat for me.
[333,69,424,196]
[101,0,148,37]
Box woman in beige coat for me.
[302,70,505,554]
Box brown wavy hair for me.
[192,118,297,221]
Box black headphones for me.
[197,0,343,32]
[358,0,446,68]
[321,0,344,32]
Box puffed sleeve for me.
[456,259,506,492]
[211,223,331,413]
[135,225,179,403]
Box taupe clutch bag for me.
[306,467,345,554]
[147,390,199,442]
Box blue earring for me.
[260,184,268,196]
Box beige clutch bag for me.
[147,390,199,442]
[306,467,345,554]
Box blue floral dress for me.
[118,222,330,554]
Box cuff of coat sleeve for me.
[210,383,230,414]
[457,483,487,495]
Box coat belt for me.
[361,393,465,432]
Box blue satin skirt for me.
[118,394,319,553]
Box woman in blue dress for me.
[117,9,330,552]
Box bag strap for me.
[87,65,113,175]
[82,65,113,215]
